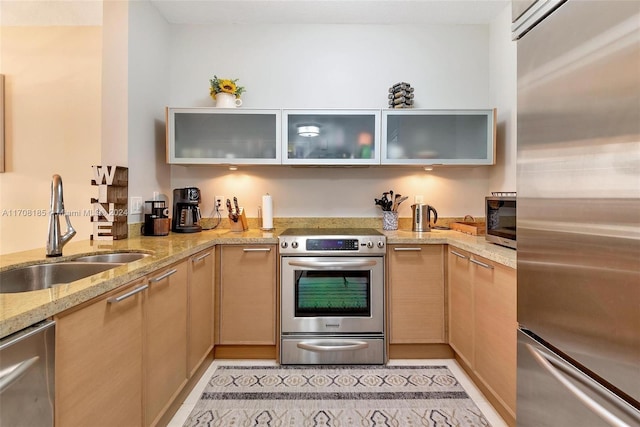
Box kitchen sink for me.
[0,262,122,294]
[71,252,151,263]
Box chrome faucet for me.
[46,174,76,257]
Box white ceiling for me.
[149,0,511,25]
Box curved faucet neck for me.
[46,174,76,257]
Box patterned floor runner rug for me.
[184,365,492,426]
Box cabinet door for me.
[388,245,445,343]
[145,262,188,426]
[219,245,276,344]
[472,255,517,415]
[282,109,381,165]
[55,280,146,427]
[188,248,214,376]
[167,108,281,164]
[448,247,474,366]
[381,109,496,165]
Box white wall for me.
[127,1,172,223]
[0,26,102,254]
[166,22,500,219]
[488,5,517,192]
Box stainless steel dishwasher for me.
[0,320,55,427]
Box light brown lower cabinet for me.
[188,248,214,376]
[218,245,276,345]
[447,246,517,423]
[388,244,445,343]
[145,261,188,426]
[55,279,146,427]
[56,252,215,427]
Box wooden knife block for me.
[229,208,248,232]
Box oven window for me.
[294,270,371,317]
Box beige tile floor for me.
[168,359,508,427]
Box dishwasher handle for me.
[0,356,39,395]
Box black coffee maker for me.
[172,187,202,233]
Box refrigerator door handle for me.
[526,343,640,427]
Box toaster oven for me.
[485,194,516,249]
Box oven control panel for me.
[279,236,386,255]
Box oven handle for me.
[297,340,369,352]
[287,260,378,269]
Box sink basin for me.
[0,262,121,294]
[72,252,151,263]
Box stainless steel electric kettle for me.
[411,204,438,232]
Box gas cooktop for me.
[278,228,386,255]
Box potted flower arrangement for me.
[209,75,246,108]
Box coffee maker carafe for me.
[172,187,202,233]
[411,204,438,232]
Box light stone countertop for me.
[0,226,514,339]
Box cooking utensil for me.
[394,196,408,212]
[233,196,240,214]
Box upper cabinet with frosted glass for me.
[381,109,496,165]
[166,108,281,164]
[282,109,381,165]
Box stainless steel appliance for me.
[485,193,516,249]
[172,187,202,233]
[279,228,386,365]
[514,1,640,425]
[411,203,438,232]
[0,320,55,427]
[142,200,170,236]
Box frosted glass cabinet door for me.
[167,108,281,164]
[382,109,496,165]
[282,109,381,165]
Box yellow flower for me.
[219,79,237,95]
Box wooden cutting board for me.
[450,221,486,236]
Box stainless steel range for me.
[279,228,386,365]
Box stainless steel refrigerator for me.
[513,0,640,425]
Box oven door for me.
[281,256,384,335]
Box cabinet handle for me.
[192,252,211,263]
[393,247,422,251]
[149,268,178,283]
[107,284,148,304]
[451,250,468,259]
[243,248,271,252]
[470,258,494,270]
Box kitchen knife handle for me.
[469,258,494,269]
[243,248,272,252]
